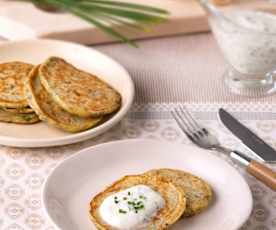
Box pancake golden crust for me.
[144,168,212,217]
[90,174,186,230]
[0,62,33,108]
[2,106,34,114]
[25,66,102,133]
[0,109,40,124]
[39,57,121,117]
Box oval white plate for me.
[43,139,253,230]
[0,39,134,147]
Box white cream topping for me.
[99,185,164,230]
[226,11,276,32]
[209,10,276,75]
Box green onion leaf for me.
[33,0,168,46]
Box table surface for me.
[0,34,276,230]
[96,33,276,105]
[1,33,276,105]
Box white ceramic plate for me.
[42,139,253,230]
[0,39,134,147]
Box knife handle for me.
[247,160,276,191]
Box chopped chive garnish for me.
[119,209,127,214]
[114,192,146,214]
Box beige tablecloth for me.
[0,33,276,105]
[0,34,276,230]
[96,33,276,105]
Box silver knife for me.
[219,108,276,191]
[218,108,276,162]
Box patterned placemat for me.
[0,103,275,230]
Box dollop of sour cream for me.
[99,185,164,230]
[209,10,276,74]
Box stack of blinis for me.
[0,57,121,132]
[89,168,213,230]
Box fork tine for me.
[180,106,209,135]
[171,110,197,142]
[172,106,219,150]
[171,108,201,143]
[171,109,189,134]
[174,108,195,134]
[176,107,203,138]
[180,106,201,130]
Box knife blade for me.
[218,108,276,162]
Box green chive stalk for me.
[25,0,169,46]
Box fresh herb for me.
[114,196,119,204]
[28,0,169,47]
[21,114,33,121]
[118,209,127,214]
[115,192,146,214]
[126,198,145,213]
[134,205,143,210]
[139,195,146,200]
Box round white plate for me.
[0,39,134,147]
[42,139,253,230]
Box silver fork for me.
[171,106,276,191]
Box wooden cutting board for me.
[0,0,208,44]
[0,0,275,45]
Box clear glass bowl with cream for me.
[203,0,276,96]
